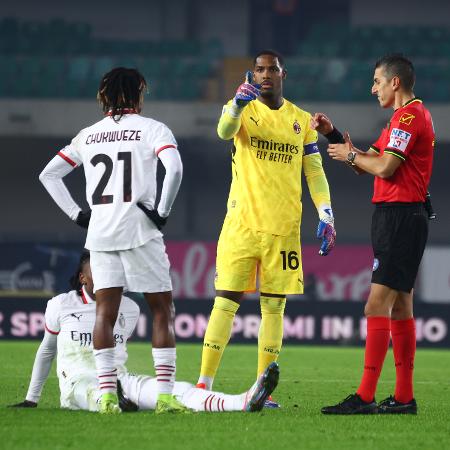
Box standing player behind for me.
[311,54,434,414]
[39,68,185,414]
[9,251,279,414]
[197,50,336,402]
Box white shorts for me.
[90,237,172,293]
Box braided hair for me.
[97,67,147,121]
[69,250,90,296]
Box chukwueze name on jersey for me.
[250,136,300,164]
[85,129,142,145]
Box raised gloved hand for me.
[75,209,91,229]
[137,203,167,230]
[317,206,336,256]
[233,71,261,107]
[8,400,37,408]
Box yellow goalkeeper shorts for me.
[215,216,304,295]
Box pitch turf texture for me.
[1,343,449,450]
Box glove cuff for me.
[229,101,245,117]
[318,205,334,224]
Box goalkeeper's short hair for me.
[253,49,285,68]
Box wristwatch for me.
[346,151,357,166]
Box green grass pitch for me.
[1,342,449,450]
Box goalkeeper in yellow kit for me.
[197,50,336,407]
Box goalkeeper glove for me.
[317,206,336,256]
[75,209,91,229]
[8,400,37,408]
[233,71,261,107]
[137,203,167,230]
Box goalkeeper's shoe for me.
[117,380,138,412]
[99,392,121,415]
[155,394,193,414]
[378,396,417,415]
[264,395,281,409]
[244,362,280,412]
[321,393,378,415]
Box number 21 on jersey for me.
[91,152,132,204]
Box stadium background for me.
[1,0,449,346]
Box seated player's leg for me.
[121,238,189,413]
[179,363,280,412]
[71,376,103,412]
[198,217,259,390]
[90,250,125,414]
[116,373,157,411]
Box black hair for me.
[97,67,147,121]
[253,49,285,68]
[69,250,90,296]
[375,54,415,92]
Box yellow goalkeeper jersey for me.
[219,98,323,236]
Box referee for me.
[311,54,435,415]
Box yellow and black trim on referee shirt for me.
[384,147,406,161]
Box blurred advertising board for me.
[0,298,448,348]
[418,247,450,302]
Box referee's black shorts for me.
[371,202,428,293]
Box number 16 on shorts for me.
[280,250,299,270]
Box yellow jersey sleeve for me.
[301,122,331,212]
[303,152,331,211]
[217,101,243,140]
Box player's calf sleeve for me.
[356,316,390,402]
[391,318,416,403]
[182,386,245,412]
[257,296,286,377]
[199,296,240,382]
[152,347,176,396]
[93,347,117,395]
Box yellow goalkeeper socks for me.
[198,296,239,387]
[257,296,286,377]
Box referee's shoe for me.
[378,395,417,414]
[321,393,378,415]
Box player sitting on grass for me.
[9,251,279,413]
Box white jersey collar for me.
[81,286,95,304]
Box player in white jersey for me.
[9,252,279,413]
[39,68,184,413]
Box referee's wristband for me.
[324,127,345,144]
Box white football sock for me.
[152,347,176,396]
[180,386,246,412]
[93,347,117,395]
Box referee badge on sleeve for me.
[372,258,379,271]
